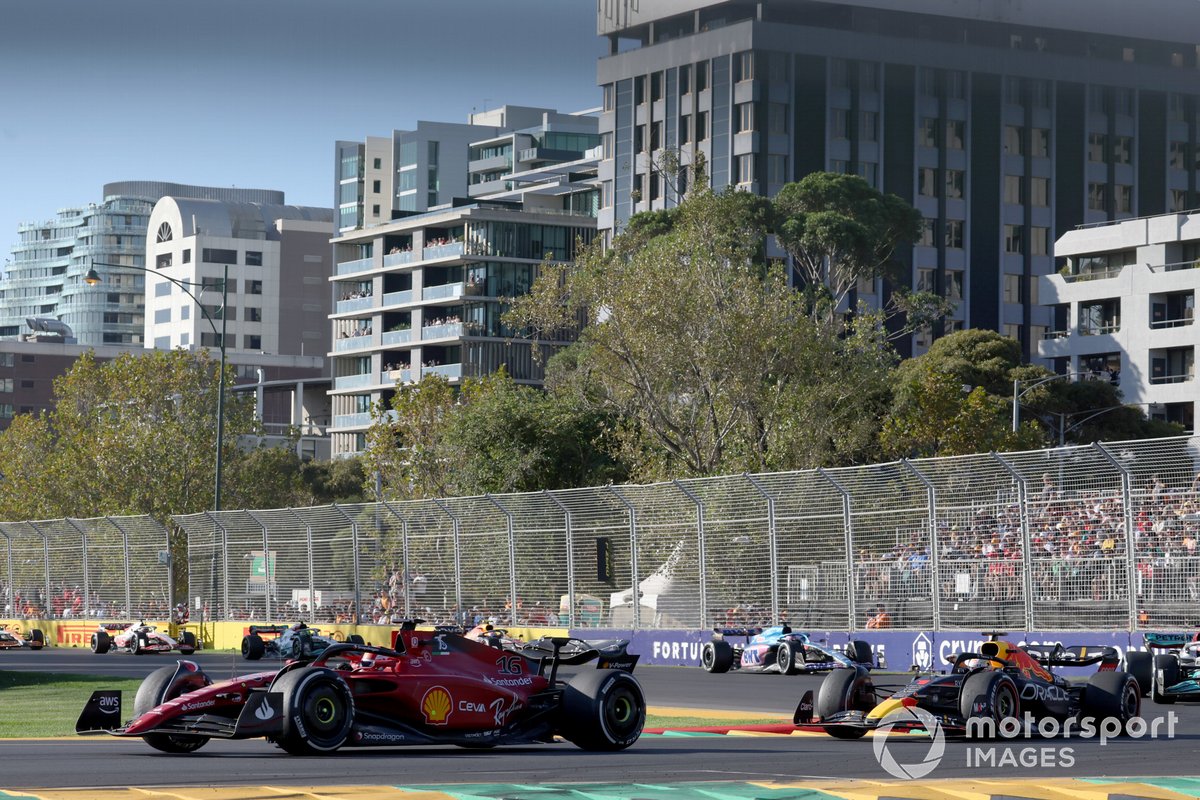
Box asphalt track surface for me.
[2,649,1199,787]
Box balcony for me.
[335,296,374,314]
[334,373,374,390]
[382,329,412,345]
[336,257,374,276]
[422,241,463,261]
[382,289,413,307]
[422,363,462,380]
[1150,373,1193,385]
[385,368,413,383]
[334,335,375,353]
[383,250,414,267]
[421,322,463,340]
[1150,316,1194,330]
[422,282,463,302]
[333,412,373,429]
[1079,323,1120,336]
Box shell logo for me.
[421,686,453,725]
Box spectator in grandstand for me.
[865,604,891,629]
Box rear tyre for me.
[560,669,645,751]
[134,665,211,754]
[91,631,111,655]
[28,629,44,650]
[347,634,365,646]
[1124,651,1153,697]
[815,666,874,739]
[700,640,734,673]
[848,640,874,666]
[242,634,265,660]
[1083,672,1140,733]
[1153,654,1180,704]
[776,641,800,675]
[274,667,355,755]
[959,671,1020,740]
[179,631,197,655]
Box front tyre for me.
[959,671,1020,740]
[134,665,211,754]
[274,667,355,755]
[815,666,873,739]
[561,669,645,751]
[776,641,801,675]
[701,640,734,673]
[1083,672,1140,734]
[242,633,265,660]
[1124,651,1152,697]
[28,629,44,650]
[91,631,111,654]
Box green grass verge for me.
[0,671,780,738]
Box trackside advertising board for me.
[574,628,1158,670]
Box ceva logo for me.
[421,686,452,725]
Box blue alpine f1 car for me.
[700,626,876,675]
[1145,632,1200,703]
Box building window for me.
[1090,86,1109,114]
[1031,226,1049,255]
[945,169,964,199]
[245,307,262,322]
[919,118,937,148]
[1004,76,1022,104]
[830,58,848,89]
[860,63,878,91]
[946,269,964,300]
[1031,128,1049,157]
[857,162,878,188]
[182,248,191,264]
[1172,189,1189,212]
[734,51,754,82]
[1113,136,1132,165]
[696,111,708,141]
[245,251,263,267]
[651,120,663,150]
[156,253,173,269]
[1171,141,1188,170]
[154,308,171,324]
[1031,80,1052,109]
[696,60,709,91]
[945,70,965,99]
[679,65,691,95]
[603,84,614,111]
[634,125,646,153]
[767,103,788,134]
[1004,126,1023,155]
[202,248,237,264]
[736,103,754,133]
[831,109,848,140]
[244,335,261,350]
[1088,182,1108,211]
[1113,88,1133,116]
[1088,133,1106,162]
[248,280,263,295]
[0,377,12,393]
[1005,225,1024,254]
[736,154,754,185]
[372,204,381,216]
[372,180,381,193]
[633,76,645,105]
[679,117,690,145]
[373,157,382,169]
[945,220,964,249]
[919,167,938,197]
[602,181,613,208]
[767,155,787,184]
[1004,175,1024,204]
[1004,274,1022,303]
[860,111,878,142]
[1031,177,1049,207]
[919,219,936,247]
[830,160,849,174]
[945,119,964,149]
[1115,184,1133,213]
[650,71,663,102]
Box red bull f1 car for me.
[805,634,1140,739]
[0,625,45,650]
[90,622,196,656]
[701,626,875,674]
[77,625,645,755]
[1145,632,1200,703]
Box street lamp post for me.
[1011,371,1102,432]
[84,262,229,511]
[1054,402,1162,446]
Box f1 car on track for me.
[77,626,645,756]
[807,633,1140,739]
[466,624,640,672]
[0,625,45,650]
[240,623,364,660]
[1144,632,1200,703]
[700,626,874,674]
[90,622,196,656]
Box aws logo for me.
[421,686,453,725]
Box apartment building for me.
[594,0,1200,358]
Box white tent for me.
[608,540,697,627]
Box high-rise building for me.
[594,0,1200,358]
[140,198,334,357]
[2,182,283,347]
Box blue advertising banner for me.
[573,627,1156,669]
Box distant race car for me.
[700,626,875,674]
[91,622,196,656]
[0,625,45,650]
[807,633,1140,739]
[240,624,364,660]
[77,625,645,755]
[1145,631,1200,703]
[466,623,640,672]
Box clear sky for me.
[0,0,604,255]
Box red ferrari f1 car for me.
[77,625,645,755]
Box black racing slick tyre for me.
[91,631,111,654]
[560,668,645,751]
[815,666,873,739]
[347,634,365,646]
[1083,671,1140,733]
[179,631,197,655]
[274,667,355,755]
[701,640,734,673]
[959,671,1020,740]
[134,665,211,753]
[1125,651,1153,697]
[777,641,801,675]
[130,634,143,655]
[848,640,873,666]
[241,633,265,660]
[1154,654,1180,704]
[28,629,44,650]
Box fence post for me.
[433,499,463,623]
[609,486,639,630]
[65,519,90,617]
[1094,443,1139,631]
[203,512,231,621]
[380,501,411,618]
[247,511,271,623]
[108,518,133,619]
[484,495,519,627]
[743,474,779,626]
[817,469,856,631]
[543,491,573,628]
[990,452,1033,631]
[284,509,314,624]
[331,505,360,624]
[673,480,707,628]
[28,522,50,620]
[901,459,941,630]
[0,526,12,618]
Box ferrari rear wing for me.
[1026,644,1120,668]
